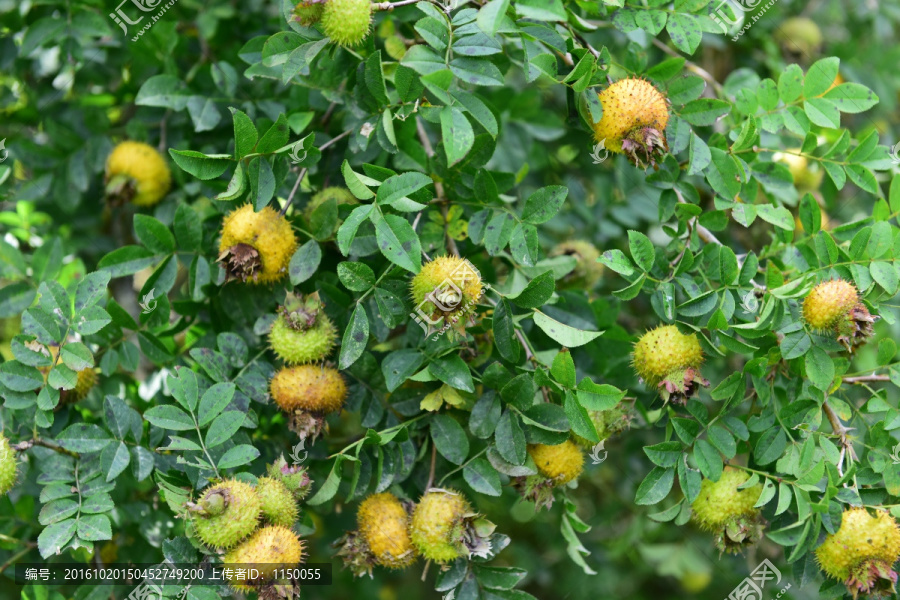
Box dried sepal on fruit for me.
[270,365,348,440]
[266,456,314,501]
[816,507,900,599]
[218,204,297,284]
[632,325,709,405]
[592,77,670,169]
[691,467,765,554]
[803,279,876,351]
[293,0,325,26]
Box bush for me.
[1,1,900,599]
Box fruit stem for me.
[425,444,437,490]
[374,0,419,9]
[823,401,857,463]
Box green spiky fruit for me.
[410,256,483,327]
[268,293,337,365]
[193,480,261,548]
[270,365,347,414]
[224,525,305,590]
[803,279,876,351]
[322,0,372,47]
[633,325,708,404]
[358,492,417,569]
[550,240,603,289]
[267,456,313,501]
[0,435,17,495]
[303,187,357,222]
[410,490,472,563]
[691,467,764,553]
[256,477,298,528]
[105,141,172,207]
[816,507,900,599]
[775,17,823,56]
[218,204,297,284]
[293,0,324,26]
[528,441,584,485]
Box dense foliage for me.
[2,0,900,599]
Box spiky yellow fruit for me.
[270,365,347,414]
[410,256,483,326]
[358,493,417,569]
[256,477,298,528]
[322,0,372,47]
[224,525,304,589]
[803,279,859,330]
[633,325,708,405]
[803,279,876,351]
[528,441,584,485]
[193,480,261,548]
[303,187,357,222]
[410,490,471,563]
[816,507,900,599]
[550,240,603,289]
[218,205,297,284]
[105,141,172,207]
[775,17,823,56]
[0,435,17,495]
[293,0,324,26]
[691,467,764,553]
[592,77,669,168]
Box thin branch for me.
[415,117,459,256]
[650,38,724,95]
[280,167,308,217]
[13,438,80,458]
[823,401,857,461]
[375,0,420,9]
[425,443,437,490]
[843,374,890,384]
[674,187,722,246]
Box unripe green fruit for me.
[269,314,337,365]
[257,477,298,527]
[293,0,324,26]
[573,402,632,448]
[270,365,347,414]
[224,525,305,590]
[550,240,603,289]
[816,507,900,598]
[193,480,261,548]
[358,492,416,569]
[322,0,372,47]
[528,441,584,485]
[691,468,761,530]
[0,435,17,496]
[633,325,703,387]
[410,490,471,563]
